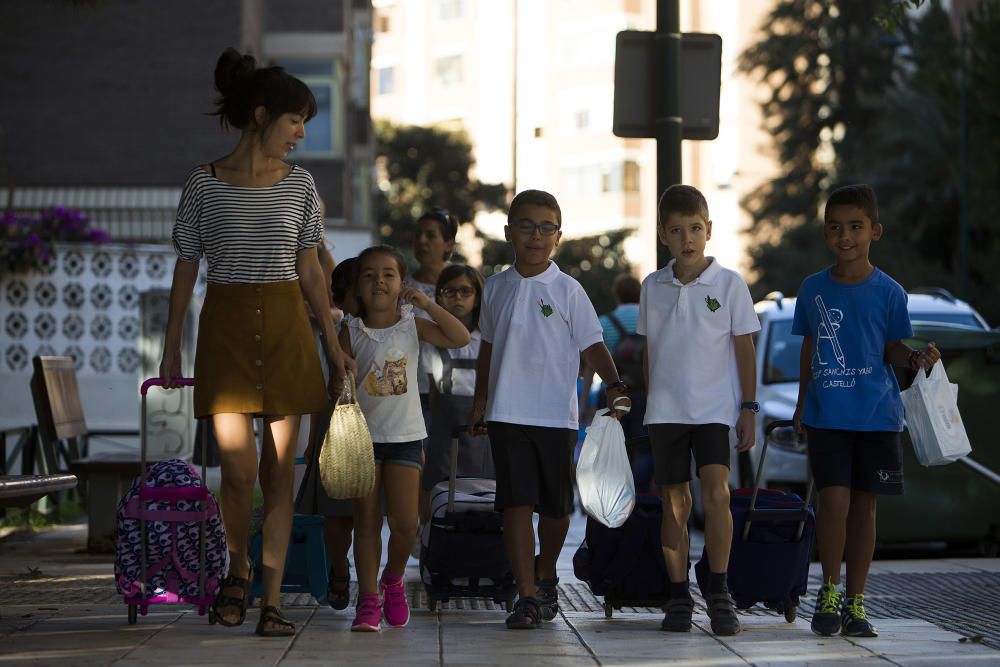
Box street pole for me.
[655,0,682,269]
[958,19,969,299]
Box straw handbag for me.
[319,371,375,499]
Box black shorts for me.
[805,427,903,495]
[647,423,731,485]
[487,421,575,518]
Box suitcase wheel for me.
[784,606,796,623]
[428,598,438,612]
[604,601,613,619]
[127,604,138,625]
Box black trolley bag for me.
[694,419,816,622]
[573,436,669,618]
[419,426,516,612]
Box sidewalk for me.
[1,521,998,666]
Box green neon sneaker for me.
[810,581,843,636]
[841,595,878,637]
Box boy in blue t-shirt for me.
[792,184,940,638]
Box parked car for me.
[692,287,999,552]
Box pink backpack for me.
[115,459,228,600]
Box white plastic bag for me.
[575,409,635,528]
[901,363,971,466]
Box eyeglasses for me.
[438,286,476,299]
[512,220,560,236]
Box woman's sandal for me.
[327,564,351,611]
[256,605,296,637]
[505,596,542,629]
[212,563,253,627]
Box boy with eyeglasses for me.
[470,189,629,629]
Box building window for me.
[574,109,590,131]
[377,66,395,95]
[283,60,343,157]
[623,160,640,192]
[438,0,463,20]
[435,55,462,87]
[375,13,391,33]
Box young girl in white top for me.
[418,265,493,522]
[341,245,470,632]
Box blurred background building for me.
[370,0,775,278]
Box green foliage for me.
[865,1,1000,323]
[479,229,634,315]
[373,121,507,265]
[738,0,898,287]
[739,0,1000,325]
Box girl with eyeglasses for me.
[417,265,492,525]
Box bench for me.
[30,356,141,552]
[0,425,78,512]
[0,474,78,508]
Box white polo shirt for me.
[480,261,604,430]
[638,257,760,427]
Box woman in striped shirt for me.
[159,48,353,637]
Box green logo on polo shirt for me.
[539,299,553,317]
[705,296,721,312]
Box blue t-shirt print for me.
[791,268,913,432]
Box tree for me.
[374,121,506,264]
[863,1,1000,323]
[738,0,901,297]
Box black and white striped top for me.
[172,165,323,284]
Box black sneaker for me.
[705,592,741,636]
[810,582,843,636]
[660,596,694,632]
[841,595,878,637]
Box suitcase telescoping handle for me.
[448,425,483,513]
[743,419,814,542]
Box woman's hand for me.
[159,347,182,388]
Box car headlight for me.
[764,417,806,453]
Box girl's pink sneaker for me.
[380,573,410,627]
[351,594,382,632]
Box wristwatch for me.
[740,401,760,413]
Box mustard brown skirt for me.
[194,280,328,417]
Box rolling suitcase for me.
[116,377,227,625]
[573,436,669,617]
[572,493,668,617]
[694,419,815,622]
[419,426,516,611]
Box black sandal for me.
[534,555,560,621]
[505,596,542,629]
[256,605,296,637]
[212,563,253,627]
[660,596,694,632]
[327,564,351,611]
[705,592,741,636]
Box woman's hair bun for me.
[214,47,256,97]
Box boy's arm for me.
[468,340,492,434]
[885,340,940,371]
[733,333,757,452]
[793,335,813,433]
[581,342,629,416]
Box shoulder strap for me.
[607,313,628,339]
[209,162,216,177]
